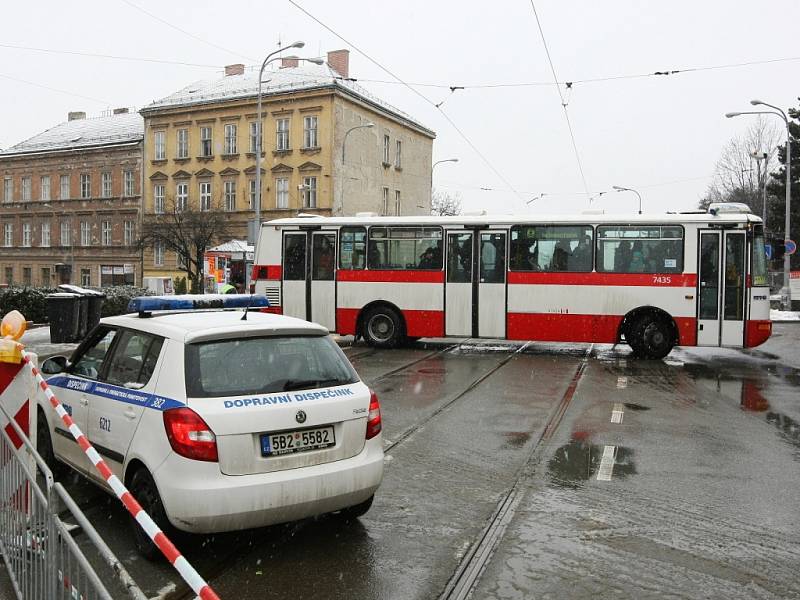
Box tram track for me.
[438,344,594,600]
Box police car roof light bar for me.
[128,294,270,316]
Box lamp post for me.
[726,99,792,308]
[339,122,374,214]
[431,157,459,198]
[612,185,642,214]
[249,41,323,243]
[750,150,769,229]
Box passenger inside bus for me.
[569,235,592,271]
[550,240,571,271]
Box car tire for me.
[129,468,172,561]
[36,409,64,477]
[629,314,674,360]
[336,494,374,520]
[362,306,404,348]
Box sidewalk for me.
[19,326,78,361]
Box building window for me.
[249,121,261,153]
[124,170,135,196]
[61,221,71,246]
[249,179,257,209]
[101,220,112,246]
[23,267,32,287]
[176,182,188,211]
[22,177,31,201]
[200,126,212,156]
[383,135,390,164]
[302,176,317,208]
[3,223,12,247]
[199,181,212,211]
[80,173,91,199]
[276,118,290,151]
[124,221,135,246]
[224,181,236,211]
[303,116,318,148]
[4,266,12,286]
[81,268,91,286]
[101,172,112,198]
[154,130,166,160]
[276,178,289,209]
[176,128,189,159]
[80,221,91,246]
[154,241,164,266]
[395,190,401,215]
[224,124,237,154]
[40,267,50,286]
[154,184,165,213]
[395,140,402,168]
[41,222,50,247]
[22,223,31,247]
[40,175,51,201]
[382,187,389,216]
[60,174,70,199]
[3,177,11,202]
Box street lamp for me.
[338,122,374,214]
[612,185,642,214]
[726,99,792,308]
[750,150,769,229]
[431,157,459,195]
[250,41,324,243]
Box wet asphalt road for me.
[31,326,800,599]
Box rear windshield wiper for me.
[282,378,349,392]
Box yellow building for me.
[139,50,435,280]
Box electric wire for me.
[287,0,525,206]
[0,43,223,69]
[0,72,111,105]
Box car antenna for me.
[241,291,253,321]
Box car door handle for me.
[124,408,137,420]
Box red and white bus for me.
[252,204,771,358]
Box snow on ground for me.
[771,309,800,322]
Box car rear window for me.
[184,335,359,398]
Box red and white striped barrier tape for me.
[22,352,220,600]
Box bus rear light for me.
[366,390,382,440]
[163,408,218,462]
[757,323,771,331]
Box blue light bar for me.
[128,294,270,313]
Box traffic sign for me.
[786,239,797,255]
[765,244,773,260]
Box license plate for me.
[261,426,335,456]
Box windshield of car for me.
[184,335,359,398]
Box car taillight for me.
[366,390,382,440]
[163,408,218,462]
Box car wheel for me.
[363,306,404,348]
[129,468,172,561]
[630,315,674,359]
[336,494,374,520]
[36,409,64,477]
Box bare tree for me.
[138,198,232,293]
[700,117,782,217]
[431,188,462,216]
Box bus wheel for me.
[363,306,404,348]
[630,315,674,359]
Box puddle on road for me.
[547,439,636,488]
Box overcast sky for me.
[2,0,799,215]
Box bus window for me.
[751,225,768,287]
[596,225,684,273]
[510,225,593,272]
[312,234,336,280]
[283,234,307,280]
[368,227,443,270]
[480,233,505,283]
[447,233,472,282]
[339,226,366,270]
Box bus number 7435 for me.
[653,276,672,284]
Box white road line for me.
[596,445,616,481]
[616,376,628,389]
[611,403,624,424]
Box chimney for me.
[68,111,86,121]
[327,49,350,78]
[113,107,129,115]
[280,57,299,69]
[224,64,245,76]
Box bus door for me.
[310,231,336,330]
[445,231,473,336]
[697,229,746,346]
[478,231,507,338]
[282,232,308,320]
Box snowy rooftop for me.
[142,63,435,137]
[1,112,143,156]
[208,239,253,253]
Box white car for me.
[38,295,383,558]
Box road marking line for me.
[596,445,616,481]
[611,403,624,423]
[616,376,627,388]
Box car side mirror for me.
[41,356,68,375]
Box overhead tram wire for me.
[0,43,222,69]
[118,0,254,62]
[528,0,591,200]
[0,72,111,105]
[287,0,526,207]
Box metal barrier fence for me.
[0,402,146,600]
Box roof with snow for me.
[0,112,143,157]
[208,239,253,253]
[141,63,435,138]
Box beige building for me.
[139,50,435,279]
[0,110,143,288]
